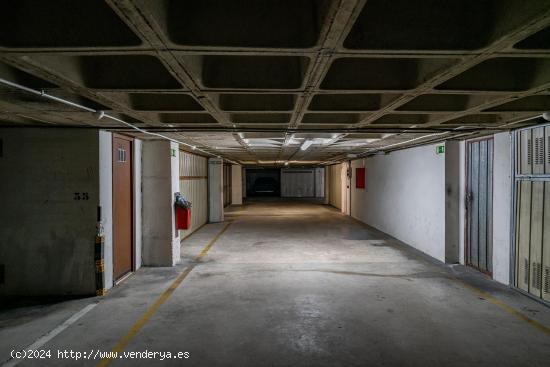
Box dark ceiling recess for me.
[442,114,503,125]
[308,94,400,111]
[321,58,458,90]
[0,0,142,48]
[436,58,550,91]
[397,94,472,112]
[371,114,432,126]
[165,0,332,48]
[219,94,296,111]
[0,62,56,89]
[514,26,550,49]
[33,55,183,90]
[230,114,292,125]
[302,113,366,125]
[484,95,550,112]
[344,0,547,51]
[202,56,310,89]
[128,94,204,111]
[79,56,182,90]
[159,113,218,125]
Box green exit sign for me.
[171,148,176,157]
[436,145,445,154]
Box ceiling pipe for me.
[1,76,543,168]
[0,123,515,134]
[0,77,208,155]
[0,77,238,162]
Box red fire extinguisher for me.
[174,193,192,230]
[175,207,191,230]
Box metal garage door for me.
[513,125,550,303]
[281,169,315,197]
[466,138,493,274]
[179,150,208,239]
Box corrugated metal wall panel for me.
[514,124,550,302]
[328,164,342,209]
[466,139,493,274]
[281,169,315,197]
[180,151,208,177]
[179,151,208,239]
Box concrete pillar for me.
[209,158,224,222]
[242,168,247,199]
[142,140,180,266]
[445,140,460,264]
[492,132,512,284]
[324,167,330,204]
[231,164,243,205]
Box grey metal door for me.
[514,125,550,302]
[466,138,494,274]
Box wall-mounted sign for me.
[436,145,445,154]
[171,148,176,157]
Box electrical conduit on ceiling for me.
[0,77,241,164]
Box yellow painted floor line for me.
[458,280,550,336]
[97,220,234,367]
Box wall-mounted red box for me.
[175,207,191,230]
[356,167,365,189]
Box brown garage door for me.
[112,134,133,280]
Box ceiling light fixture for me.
[300,139,313,151]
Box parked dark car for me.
[252,177,279,196]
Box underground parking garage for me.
[1,0,550,365]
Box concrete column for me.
[324,167,330,204]
[242,168,247,199]
[445,141,460,264]
[492,132,512,285]
[209,158,224,222]
[142,140,180,266]
[231,164,243,205]
[99,131,114,289]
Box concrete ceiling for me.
[1,0,550,165]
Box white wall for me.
[327,164,343,210]
[351,144,446,262]
[339,137,513,283]
[231,164,243,205]
[350,159,367,219]
[491,132,512,285]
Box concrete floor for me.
[2,200,550,366]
